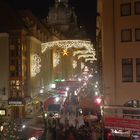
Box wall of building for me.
[101,0,116,105]
[100,0,140,106]
[26,36,42,98]
[0,33,9,106]
[115,0,140,105]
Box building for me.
[0,0,61,119]
[0,0,95,119]
[41,0,94,80]
[45,0,87,39]
[97,0,140,107]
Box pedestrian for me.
[66,131,76,140]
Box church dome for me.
[47,0,74,25]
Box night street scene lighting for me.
[0,0,140,140]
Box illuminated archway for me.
[41,40,94,53]
[41,40,97,79]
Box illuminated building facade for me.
[97,0,140,106]
[42,0,93,80]
[0,1,58,119]
[0,0,95,119]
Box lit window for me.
[122,58,133,82]
[121,29,132,42]
[135,28,140,41]
[0,110,6,116]
[136,58,140,82]
[135,1,140,15]
[120,3,131,16]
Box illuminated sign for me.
[8,99,24,106]
[0,109,6,116]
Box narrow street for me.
[20,73,102,140]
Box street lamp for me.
[0,125,3,139]
[40,103,48,140]
[55,97,60,103]
[44,112,47,119]
[22,124,26,129]
[95,96,104,140]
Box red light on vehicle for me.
[95,97,102,105]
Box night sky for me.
[7,0,97,41]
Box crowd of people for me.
[42,117,101,140]
[40,88,102,140]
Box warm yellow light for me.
[31,54,41,77]
[62,49,69,56]
[53,52,60,67]
[41,40,93,53]
[72,60,77,69]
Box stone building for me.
[0,0,60,119]
[97,0,140,107]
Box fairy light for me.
[73,49,95,56]
[53,52,60,67]
[31,54,41,77]
[72,60,77,69]
[81,62,85,70]
[77,54,97,60]
[41,40,93,53]
[85,58,97,62]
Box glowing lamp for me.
[95,97,102,105]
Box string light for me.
[53,52,60,67]
[72,60,77,69]
[85,58,97,62]
[78,54,97,60]
[81,62,85,70]
[73,49,95,56]
[41,40,93,53]
[31,54,41,77]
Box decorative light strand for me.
[31,54,41,77]
[72,60,77,69]
[41,40,93,53]
[73,50,95,56]
[77,54,97,60]
[85,58,97,62]
[81,62,85,70]
[53,52,60,67]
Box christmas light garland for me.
[41,40,93,53]
[72,60,77,69]
[73,49,95,56]
[31,54,41,77]
[53,52,60,67]
[77,54,97,60]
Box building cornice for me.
[27,36,41,44]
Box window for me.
[121,29,132,42]
[135,28,140,41]
[122,58,133,82]
[135,1,140,15]
[120,3,131,16]
[136,58,140,82]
